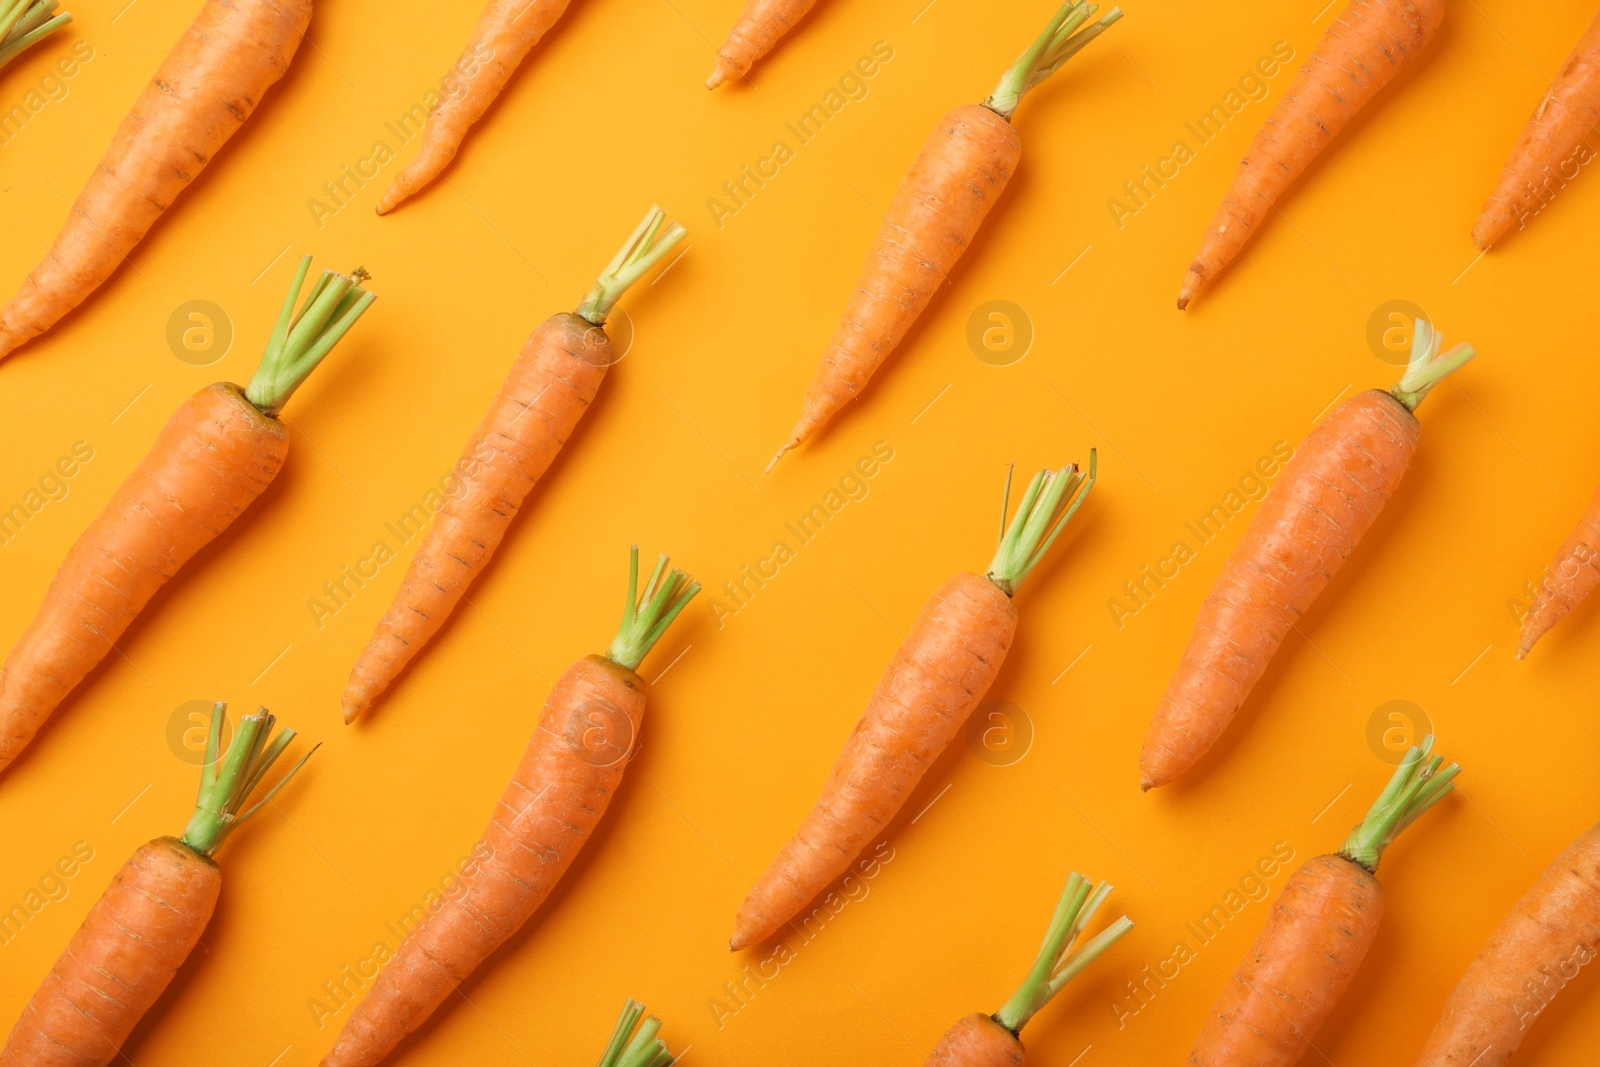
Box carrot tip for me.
[765,444,792,473]
[706,68,726,90]
[1175,296,1190,311]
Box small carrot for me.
[341,208,684,723]
[1140,321,1473,789]
[0,258,373,775]
[767,1,1121,470]
[706,0,820,89]
[0,0,70,71]
[595,999,676,1067]
[732,456,1095,951]
[1177,0,1444,309]
[0,704,312,1067]
[0,0,311,360]
[321,547,698,1067]
[1414,821,1600,1066]
[926,871,1132,1066]
[1189,738,1458,1066]
[1518,482,1600,658]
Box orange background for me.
[2,0,1599,1063]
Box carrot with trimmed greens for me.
[322,547,698,1067]
[341,208,684,723]
[732,456,1095,950]
[767,1,1121,470]
[706,0,821,89]
[1177,0,1444,310]
[1189,738,1458,1066]
[0,0,310,360]
[0,258,373,775]
[0,0,70,71]
[595,1000,676,1067]
[1140,320,1473,790]
[0,704,312,1067]
[1517,482,1600,658]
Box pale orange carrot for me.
[706,0,819,89]
[1518,481,1600,658]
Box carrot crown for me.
[1340,735,1459,872]
[594,999,674,1067]
[575,206,688,327]
[606,546,701,672]
[243,255,377,418]
[983,1,1123,121]
[1388,318,1475,412]
[0,0,70,69]
[986,450,1096,597]
[993,871,1133,1034]
[179,703,317,857]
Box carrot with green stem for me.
[732,455,1095,950]
[0,257,374,775]
[322,547,698,1067]
[766,1,1122,470]
[595,1000,676,1067]
[706,0,821,89]
[0,0,70,70]
[0,704,313,1067]
[1140,320,1473,789]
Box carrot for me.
[705,0,820,89]
[1139,320,1473,790]
[0,258,373,775]
[374,0,580,214]
[1473,9,1600,249]
[1414,822,1600,1065]
[0,0,310,361]
[595,999,676,1067]
[341,209,683,724]
[1177,0,1444,310]
[322,547,698,1067]
[1517,482,1600,658]
[766,1,1121,470]
[0,704,312,1067]
[732,456,1095,951]
[1189,738,1458,1066]
[0,0,70,71]
[925,871,1131,1066]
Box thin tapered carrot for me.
[732,456,1095,951]
[705,0,820,89]
[341,208,684,724]
[594,1000,676,1067]
[0,704,312,1067]
[0,0,70,71]
[766,1,1121,470]
[1190,738,1458,1066]
[0,259,374,775]
[1518,482,1600,658]
[1139,321,1473,790]
[322,548,698,1067]
[1177,0,1444,310]
[0,0,310,361]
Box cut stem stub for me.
[179,702,316,857]
[606,546,701,672]
[983,1,1123,121]
[1340,734,1459,872]
[244,256,377,418]
[595,999,674,1067]
[576,206,688,327]
[993,871,1133,1034]
[986,450,1096,597]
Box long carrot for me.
[1414,822,1600,1066]
[1139,321,1473,790]
[341,208,684,723]
[732,456,1095,951]
[0,258,374,775]
[1177,0,1444,310]
[706,0,821,89]
[926,870,1131,1066]
[0,0,310,361]
[1188,738,1458,1065]
[0,0,70,71]
[766,1,1121,470]
[595,1000,676,1067]
[0,704,312,1067]
[1517,483,1600,658]
[321,547,698,1067]
[1473,8,1600,250]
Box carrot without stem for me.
[0,0,70,71]
[732,456,1095,951]
[595,999,676,1067]
[1139,321,1473,790]
[706,0,821,89]
[0,258,374,775]
[766,1,1121,470]
[1518,481,1600,658]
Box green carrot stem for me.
[992,870,1132,1033]
[595,999,675,1067]
[1389,318,1475,412]
[986,449,1096,597]
[575,206,687,326]
[243,256,377,418]
[1340,734,1460,872]
[179,703,317,857]
[983,1,1123,121]
[0,0,69,69]
[606,546,701,672]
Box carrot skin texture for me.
[731,572,1015,951]
[707,0,820,88]
[323,655,646,1067]
[1189,854,1382,1066]
[1140,390,1418,789]
[1415,823,1600,1066]
[342,314,609,722]
[925,1014,1025,1067]
[0,384,287,772]
[0,0,310,359]
[0,838,220,1067]
[1518,482,1600,657]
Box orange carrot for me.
[1140,321,1473,789]
[594,1000,676,1067]
[925,871,1131,1066]
[341,208,684,723]
[0,0,71,71]
[0,259,373,775]
[0,0,310,360]
[732,457,1095,951]
[1518,483,1600,658]
[322,548,698,1067]
[1189,738,1458,1066]
[1473,8,1600,249]
[1177,0,1444,310]
[706,0,820,89]
[1414,822,1600,1066]
[767,1,1121,470]
[0,705,312,1067]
